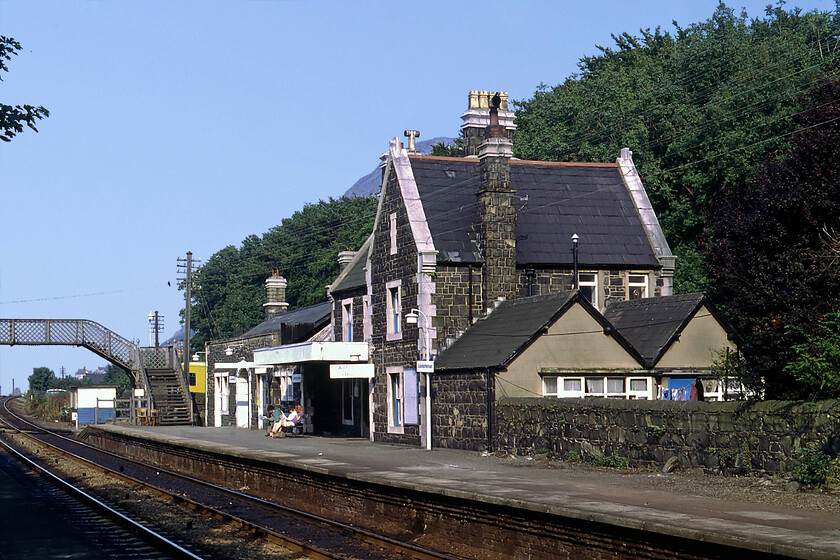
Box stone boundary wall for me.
[496,397,840,475]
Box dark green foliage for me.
[430,133,466,157]
[103,363,132,390]
[1,36,49,142]
[28,366,55,393]
[784,313,840,399]
[793,445,839,486]
[512,3,839,291]
[189,195,378,350]
[707,78,840,398]
[592,452,629,469]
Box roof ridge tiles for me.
[407,154,618,168]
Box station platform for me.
[95,424,840,559]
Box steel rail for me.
[1,397,461,560]
[0,426,205,560]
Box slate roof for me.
[242,301,332,339]
[409,156,660,267]
[436,291,601,371]
[330,236,371,295]
[602,293,709,367]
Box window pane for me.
[580,285,595,304]
[563,378,581,392]
[629,378,647,391]
[585,377,604,394]
[543,377,557,395]
[579,273,596,283]
[607,378,625,393]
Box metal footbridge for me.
[0,319,192,425]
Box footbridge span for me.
[0,319,191,425]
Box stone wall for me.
[496,397,840,475]
[433,265,480,349]
[205,334,276,428]
[369,164,422,445]
[432,371,492,451]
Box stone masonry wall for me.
[496,398,840,475]
[369,165,422,446]
[432,371,491,451]
[205,334,276,428]
[433,264,480,349]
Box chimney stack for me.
[263,268,289,319]
[477,93,517,311]
[461,90,516,157]
[337,251,356,272]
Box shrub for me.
[593,452,629,469]
[793,446,839,487]
[564,450,580,463]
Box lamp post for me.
[406,308,432,451]
[572,234,579,290]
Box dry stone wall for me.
[496,397,840,475]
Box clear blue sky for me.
[0,0,834,392]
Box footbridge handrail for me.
[0,318,138,372]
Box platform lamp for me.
[406,308,432,451]
[572,234,580,290]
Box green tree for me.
[784,313,840,400]
[512,3,839,291]
[189,195,377,351]
[103,364,132,391]
[707,78,840,398]
[28,366,56,393]
[1,36,49,142]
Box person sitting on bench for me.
[269,404,303,437]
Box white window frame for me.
[578,271,599,309]
[215,373,230,415]
[342,298,353,342]
[627,272,649,300]
[386,367,404,433]
[275,366,295,402]
[385,280,402,341]
[542,373,652,399]
[363,295,372,342]
[389,212,398,255]
[627,377,651,399]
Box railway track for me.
[0,397,463,560]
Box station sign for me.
[329,363,375,379]
[416,360,434,373]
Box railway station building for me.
[204,90,740,450]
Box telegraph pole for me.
[177,252,200,376]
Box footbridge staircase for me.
[0,319,192,425]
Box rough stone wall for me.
[496,398,840,475]
[205,334,276,428]
[478,156,517,311]
[433,264,480,349]
[369,165,422,446]
[514,268,664,308]
[432,371,491,451]
[332,287,366,342]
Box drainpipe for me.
[468,265,474,324]
[526,267,535,297]
[486,367,494,452]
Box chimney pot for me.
[337,251,356,272]
[404,130,420,153]
[264,270,289,319]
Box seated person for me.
[259,405,282,436]
[269,404,304,437]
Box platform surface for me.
[96,423,840,559]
